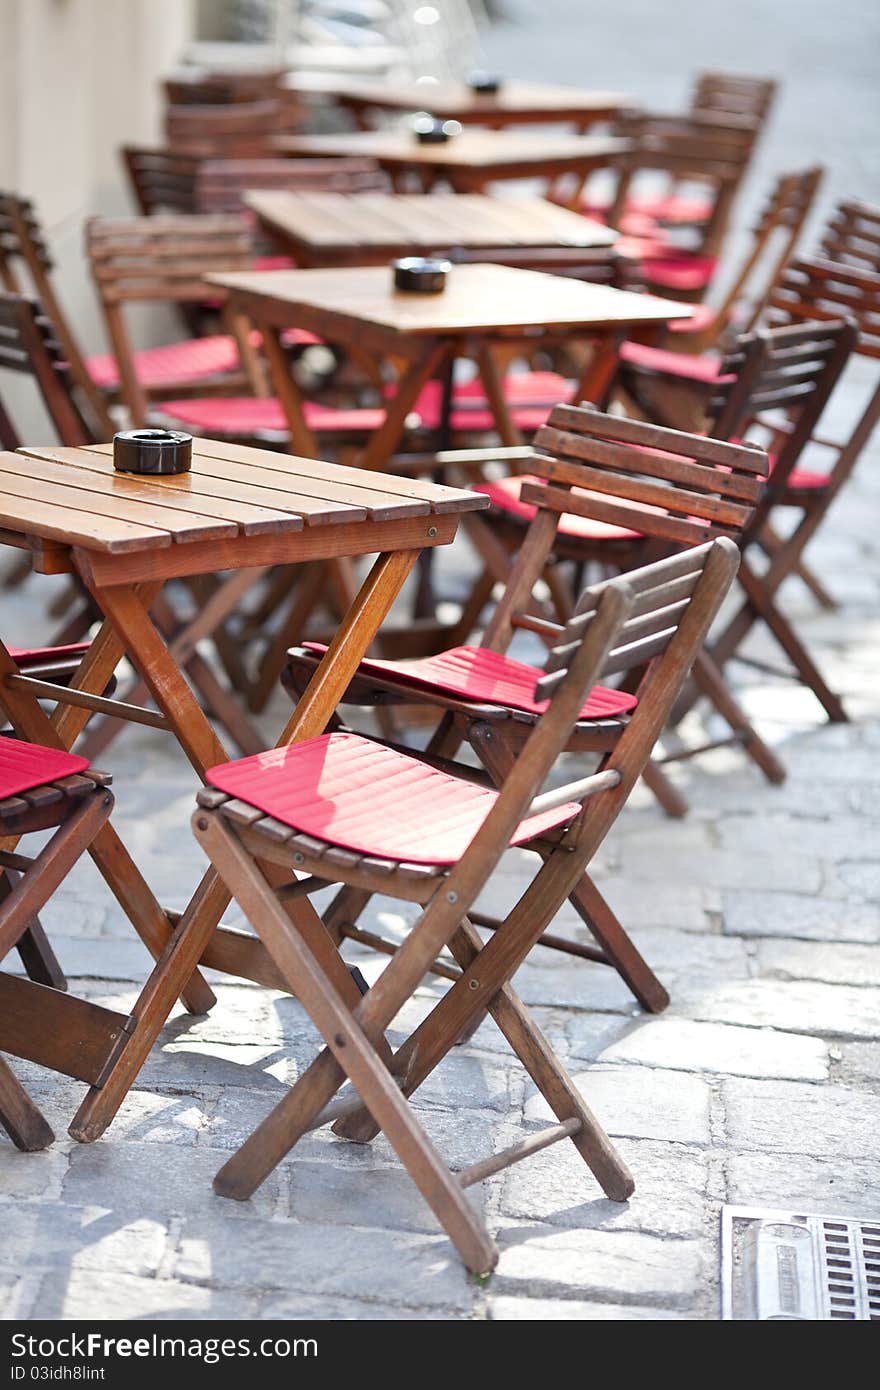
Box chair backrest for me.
[712,166,823,334]
[711,318,857,510]
[163,67,287,106]
[440,539,739,912]
[0,292,93,446]
[818,199,880,274]
[689,71,778,126]
[530,402,768,545]
[766,254,880,362]
[607,110,758,256]
[86,214,254,425]
[165,99,290,158]
[121,147,201,216]
[0,192,112,435]
[194,157,388,214]
[480,402,767,653]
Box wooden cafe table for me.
[208,262,695,456]
[271,129,629,198]
[0,437,486,1141]
[245,190,616,269]
[285,75,631,131]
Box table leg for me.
[574,331,623,409]
[71,547,421,1140]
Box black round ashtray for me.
[113,428,193,476]
[468,70,502,94]
[411,111,462,144]
[393,257,452,294]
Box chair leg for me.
[734,567,848,723]
[0,1055,55,1151]
[760,522,837,611]
[689,649,786,782]
[1,870,67,990]
[200,816,497,1273]
[640,757,690,818]
[563,875,670,1013]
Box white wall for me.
[0,0,195,437]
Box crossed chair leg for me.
[193,809,634,1275]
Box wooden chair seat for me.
[296,641,638,720]
[8,643,91,667]
[0,749,115,1152]
[206,731,581,866]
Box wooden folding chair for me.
[0,737,115,1152]
[282,409,772,1009]
[699,262,878,714]
[603,110,758,266]
[818,199,880,273]
[625,166,823,359]
[193,537,740,1272]
[162,67,289,107]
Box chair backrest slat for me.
[689,71,778,125]
[766,255,880,360]
[86,214,254,304]
[0,293,92,445]
[165,99,293,158]
[819,199,880,274]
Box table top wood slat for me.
[272,130,629,174]
[285,76,631,124]
[245,191,615,259]
[17,447,304,537]
[0,452,240,545]
[84,443,427,522]
[150,438,489,514]
[208,263,694,339]
[2,439,483,564]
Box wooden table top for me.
[209,262,694,341]
[1,440,486,581]
[286,76,631,125]
[272,129,629,174]
[245,191,616,262]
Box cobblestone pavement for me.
[1,3,879,1323]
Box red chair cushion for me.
[0,739,90,800]
[391,374,573,434]
[302,642,638,720]
[7,643,91,665]
[786,468,829,490]
[475,474,642,541]
[640,256,717,293]
[206,732,581,865]
[87,335,243,390]
[618,340,725,382]
[581,195,714,227]
[666,302,717,336]
[155,397,386,435]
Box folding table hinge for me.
[348,965,370,997]
[93,1013,138,1090]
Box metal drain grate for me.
[722,1205,880,1319]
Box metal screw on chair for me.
[446,890,458,903]
[197,817,208,831]
[468,978,480,991]
[427,526,438,538]
[293,852,304,864]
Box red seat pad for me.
[618,339,725,382]
[206,732,581,865]
[581,195,714,226]
[391,374,573,434]
[7,642,91,665]
[475,475,642,541]
[87,335,243,390]
[155,397,386,435]
[666,302,717,336]
[640,256,717,293]
[0,738,90,799]
[302,642,638,719]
